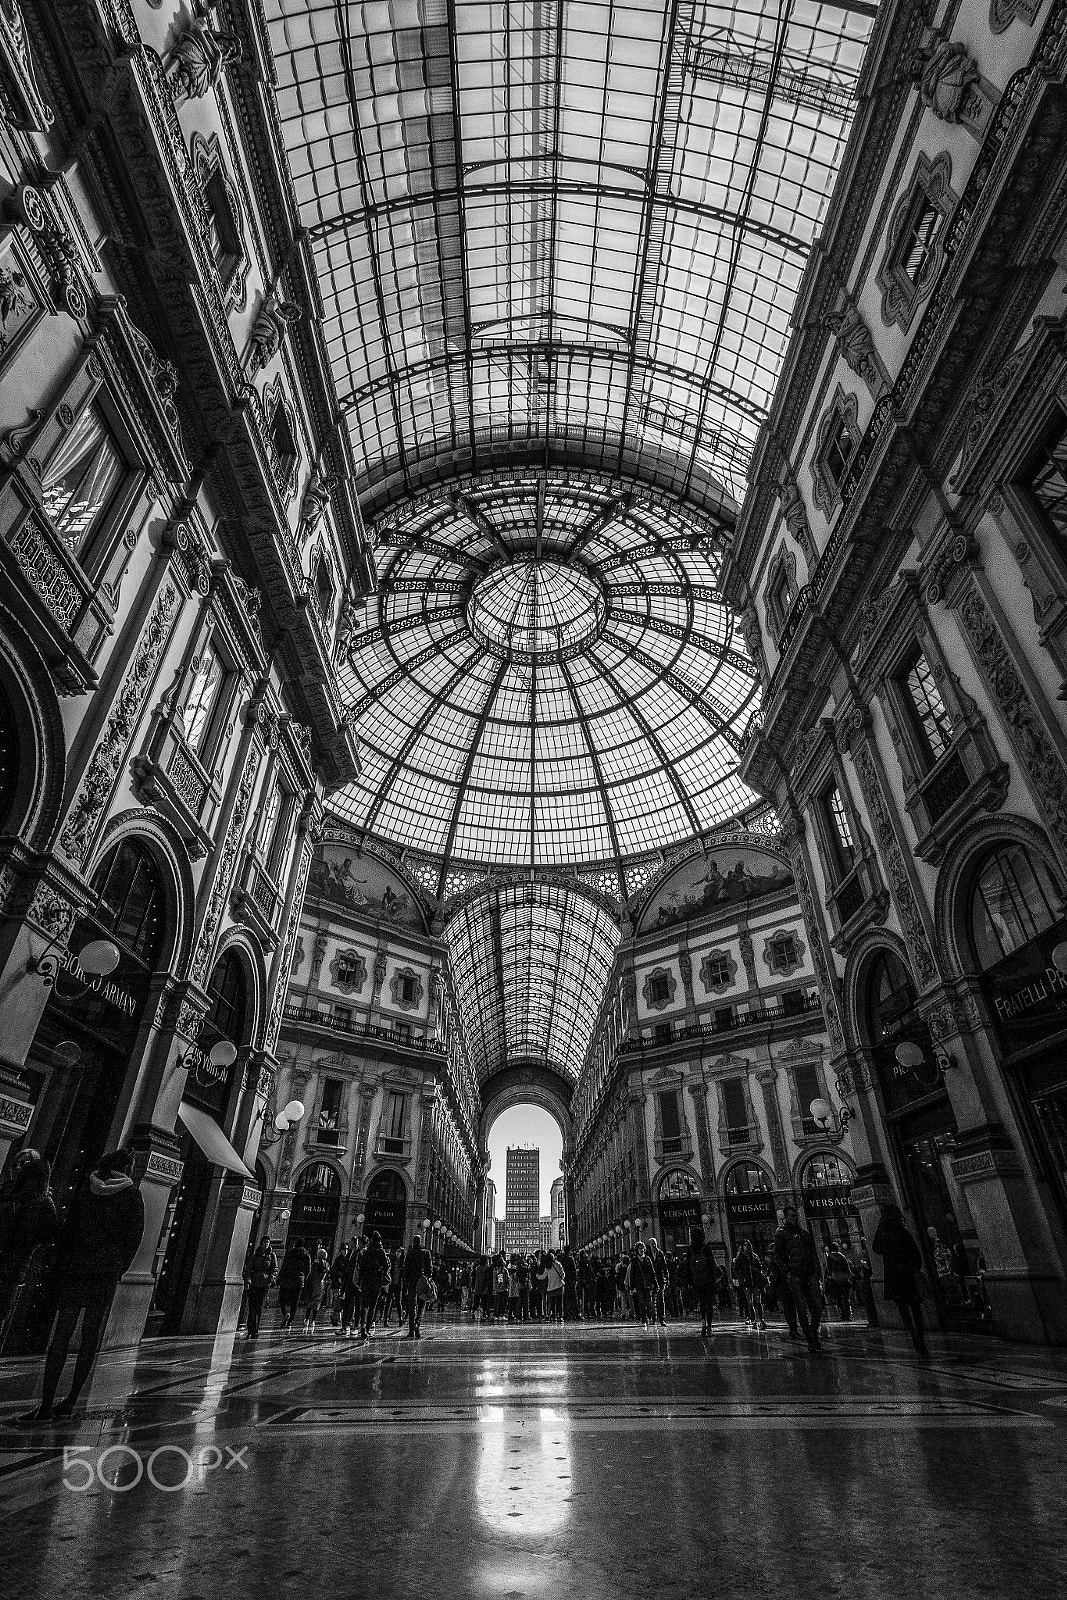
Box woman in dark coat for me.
[872,1202,930,1358]
[277,1239,312,1332]
[688,1227,721,1338]
[244,1237,277,1339]
[0,1150,56,1344]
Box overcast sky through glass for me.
[486,1105,564,1219]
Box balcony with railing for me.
[283,1003,441,1057]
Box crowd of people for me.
[242,1200,929,1359]
[0,1144,938,1430]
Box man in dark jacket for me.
[357,1231,391,1338]
[277,1238,312,1331]
[22,1148,145,1421]
[773,1204,825,1355]
[404,1232,429,1338]
[0,1150,56,1345]
[243,1238,277,1339]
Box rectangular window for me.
[899,647,952,765]
[654,1022,672,1047]
[41,402,125,555]
[257,781,281,860]
[766,933,799,974]
[648,972,671,1005]
[183,646,225,754]
[399,974,416,1004]
[794,1063,823,1137]
[659,1091,681,1145]
[394,1021,412,1044]
[782,989,807,1017]
[714,1005,736,1030]
[768,569,793,632]
[823,414,855,491]
[704,953,731,989]
[318,1077,342,1144]
[721,1079,749,1145]
[333,1003,352,1028]
[1027,415,1067,552]
[898,192,940,287]
[822,784,855,878]
[384,1091,405,1141]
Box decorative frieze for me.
[853,740,938,988]
[59,583,180,865]
[190,748,260,983]
[956,585,1067,859]
[265,837,313,1054]
[0,0,53,131]
[168,21,242,104]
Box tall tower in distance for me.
[504,1146,541,1254]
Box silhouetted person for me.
[0,1150,56,1345]
[278,1238,312,1331]
[872,1202,930,1358]
[22,1148,144,1421]
[243,1237,277,1339]
[773,1204,825,1355]
[404,1233,430,1338]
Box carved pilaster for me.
[851,735,939,990]
[756,1067,790,1184]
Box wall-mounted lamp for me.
[894,1040,925,1070]
[30,936,121,998]
[810,1095,852,1134]
[258,1098,306,1146]
[1051,941,1067,975]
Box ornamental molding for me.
[810,387,860,516]
[59,583,180,865]
[825,301,890,402]
[956,585,1067,862]
[189,747,261,983]
[167,20,242,105]
[989,0,1041,34]
[0,0,53,131]
[876,150,957,333]
[266,836,313,1054]
[783,833,844,1051]
[911,33,997,136]
[853,740,938,988]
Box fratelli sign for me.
[981,918,1067,1055]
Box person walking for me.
[544,1252,565,1323]
[872,1202,930,1358]
[21,1148,144,1422]
[340,1239,363,1337]
[688,1228,720,1338]
[382,1248,405,1327]
[626,1242,656,1329]
[329,1243,352,1328]
[358,1231,391,1338]
[404,1232,431,1338]
[302,1245,330,1332]
[646,1237,669,1326]
[733,1239,767,1330]
[277,1237,312,1332]
[773,1205,825,1355]
[824,1241,855,1322]
[0,1150,56,1346]
[244,1237,277,1339]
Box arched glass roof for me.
[332,469,762,880]
[265,0,876,514]
[446,882,619,1083]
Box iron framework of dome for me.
[333,469,763,889]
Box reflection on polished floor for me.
[3,1314,1066,1599]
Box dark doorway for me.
[364,1169,406,1248]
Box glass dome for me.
[333,469,762,883]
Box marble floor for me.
[2,1310,1066,1599]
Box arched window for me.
[367,1169,406,1204]
[206,949,247,1047]
[969,844,1059,970]
[658,1169,700,1200]
[92,839,165,968]
[865,949,918,1048]
[0,682,20,834]
[295,1163,341,1195]
[724,1160,772,1195]
[802,1153,854,1190]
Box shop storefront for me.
[800,1154,863,1264]
[290,1163,341,1252]
[723,1162,778,1262]
[867,949,985,1332]
[656,1170,702,1252]
[364,1169,406,1247]
[970,844,1067,1231]
[5,840,165,1353]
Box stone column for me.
[105,1125,184,1348]
[756,1065,790,1186]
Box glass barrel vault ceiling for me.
[333,469,762,884]
[265,0,875,514]
[446,882,620,1083]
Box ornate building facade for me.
[0,0,366,1345]
[726,0,1067,1341]
[569,827,856,1278]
